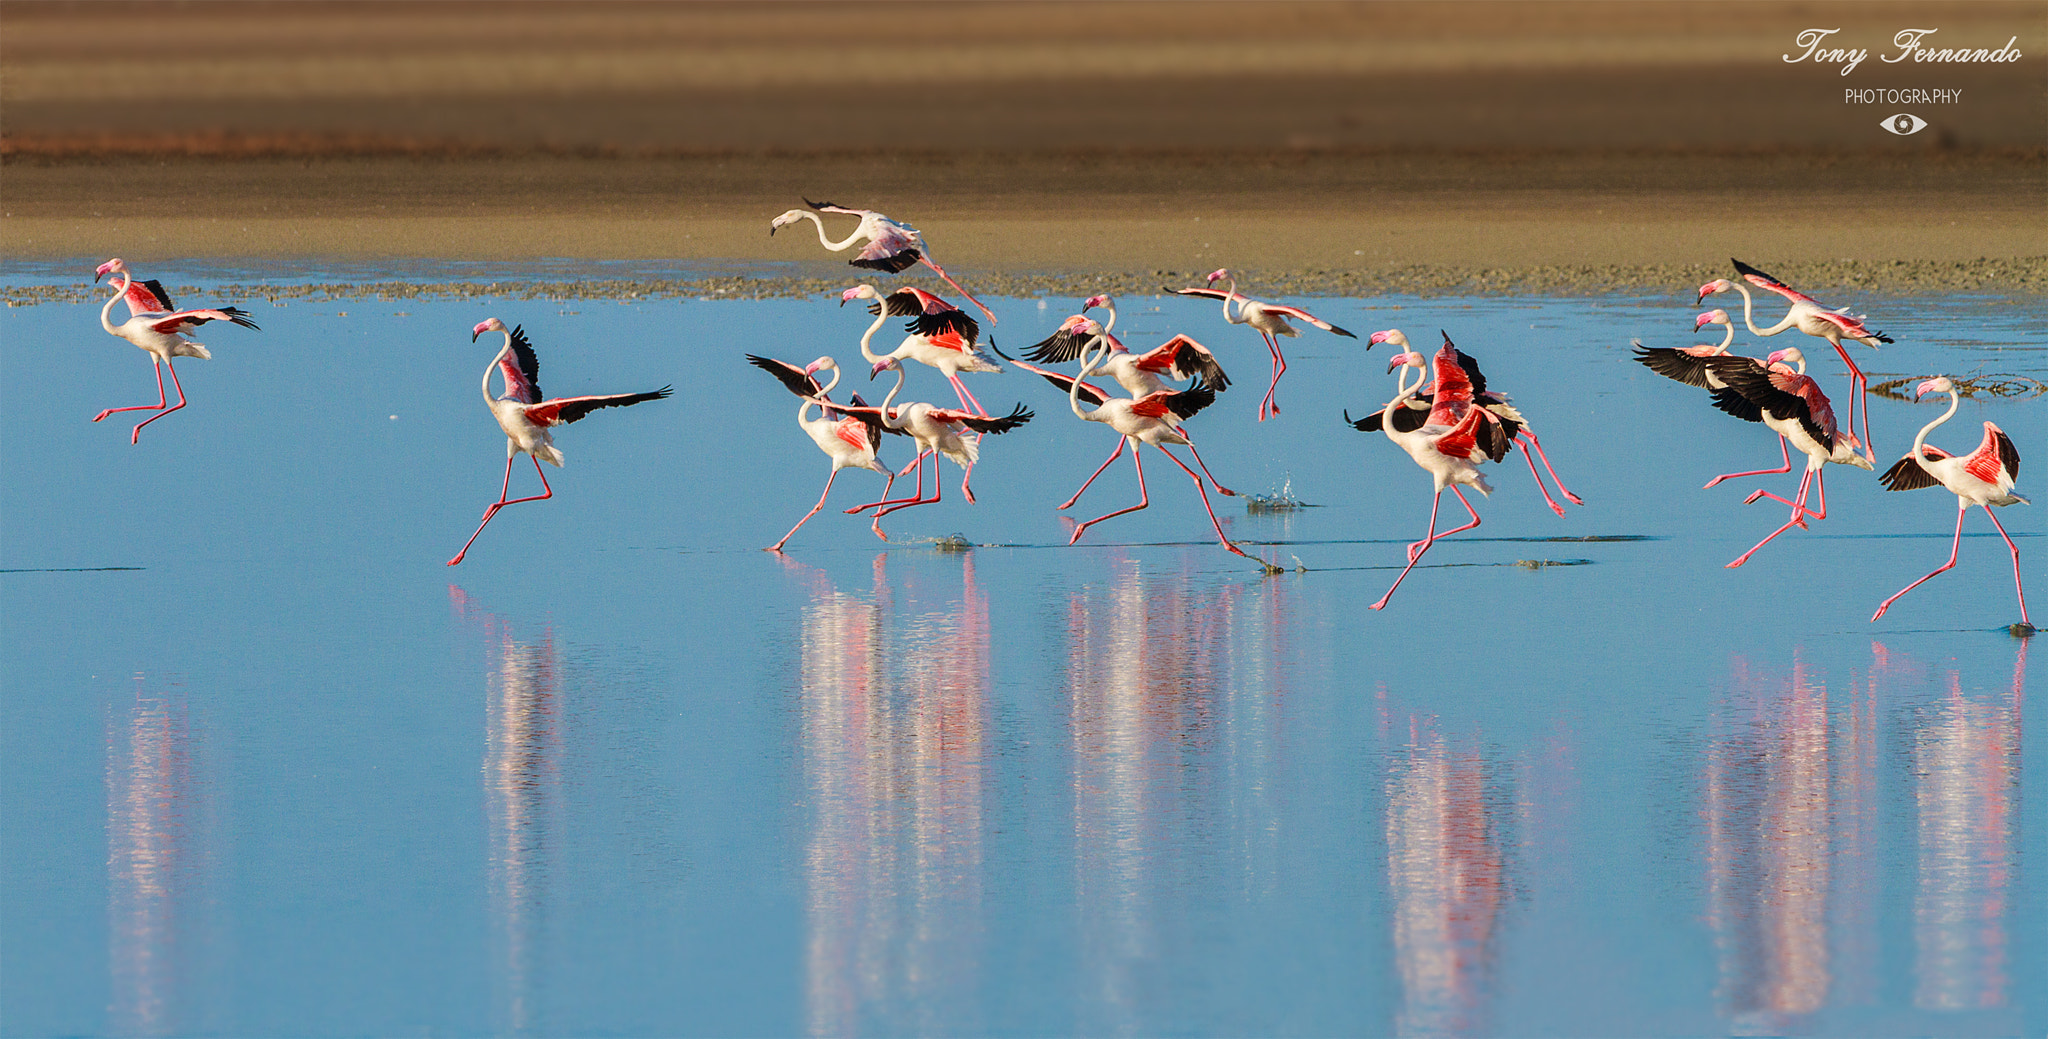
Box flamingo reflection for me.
[796,554,989,1036]
[106,677,211,1036]
[452,586,563,1034]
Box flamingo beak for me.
[870,361,889,380]
[472,329,481,342]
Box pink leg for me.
[1745,466,1828,525]
[1258,332,1284,421]
[1520,431,1582,505]
[1520,442,1566,517]
[125,359,192,444]
[1725,468,1813,568]
[1408,484,1483,561]
[959,460,977,505]
[1059,437,1126,510]
[946,373,991,418]
[1704,436,1792,489]
[768,468,840,553]
[449,454,555,565]
[1153,445,1250,558]
[93,357,172,425]
[918,255,996,325]
[849,449,928,512]
[1982,505,2030,626]
[1871,501,1966,620]
[1068,447,1150,545]
[1824,340,1874,460]
[1373,486,1483,611]
[872,454,943,521]
[1181,438,1238,497]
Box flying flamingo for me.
[1699,258,1894,460]
[1023,294,1231,396]
[826,357,1034,538]
[1634,311,1799,489]
[771,198,995,323]
[1703,346,1873,569]
[1170,268,1356,420]
[747,353,903,553]
[1871,376,2029,629]
[1059,338,1256,561]
[91,258,259,444]
[448,320,671,566]
[841,284,1002,416]
[1366,340,1508,611]
[1353,330,1580,515]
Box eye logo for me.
[1883,113,1929,135]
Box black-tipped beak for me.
[472,330,482,342]
[838,297,847,307]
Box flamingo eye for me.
[1881,113,1927,136]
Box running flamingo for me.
[1699,258,1894,460]
[1353,330,1579,515]
[1170,269,1355,420]
[1059,338,1255,560]
[842,284,1001,416]
[448,320,671,566]
[1003,353,1239,501]
[91,258,259,443]
[1366,340,1507,611]
[1023,294,1231,396]
[1871,376,2030,630]
[1634,311,1798,489]
[771,199,995,323]
[827,357,1034,538]
[1703,346,1873,569]
[747,353,902,553]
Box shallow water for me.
[3,267,2043,1036]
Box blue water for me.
[3,269,2042,1036]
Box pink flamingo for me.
[1366,340,1507,611]
[1703,346,1873,569]
[771,199,995,323]
[1005,353,1239,502]
[1059,337,1257,561]
[91,258,259,444]
[1871,376,2030,629]
[1356,330,1580,515]
[449,320,671,566]
[1699,258,1894,461]
[1634,310,1798,489]
[827,357,1034,538]
[1170,268,1355,421]
[1023,294,1232,396]
[747,353,903,553]
[841,284,1002,416]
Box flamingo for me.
[841,284,1002,416]
[1703,346,1873,569]
[1699,258,1894,461]
[1059,337,1254,560]
[1170,268,1356,420]
[448,320,671,566]
[1633,311,1798,489]
[1352,330,1580,515]
[1003,353,1240,503]
[91,258,259,444]
[1023,294,1231,396]
[1871,377,2030,629]
[771,198,995,323]
[747,353,902,553]
[825,357,1034,537]
[1366,339,1508,611]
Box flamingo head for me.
[1061,314,1103,335]
[94,257,128,283]
[471,317,507,342]
[768,209,808,235]
[1914,376,1954,400]
[1367,329,1409,350]
[869,357,900,380]
[1388,350,1425,374]
[803,356,837,377]
[1204,268,1231,286]
[1080,293,1112,312]
[1765,346,1805,368]
[1695,309,1731,330]
[1697,279,1734,305]
[839,284,878,307]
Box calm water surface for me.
[3,266,2042,1036]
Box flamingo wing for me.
[1812,308,1894,344]
[934,403,1034,434]
[1429,407,1492,463]
[851,232,921,274]
[1452,349,1490,396]
[1132,384,1216,421]
[1022,315,1104,364]
[1133,334,1231,391]
[1348,395,1433,433]
[1020,362,1112,406]
[1167,286,1234,301]
[745,354,825,398]
[1260,302,1357,337]
[1633,340,1719,388]
[126,278,176,314]
[1711,361,1832,450]
[523,387,672,427]
[491,325,543,404]
[1480,401,1525,442]
[874,287,979,341]
[1879,448,1949,492]
[803,198,874,218]
[1731,258,1822,306]
[148,307,260,336]
[1967,422,2019,484]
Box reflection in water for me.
[106,676,209,1036]
[1384,720,1508,1037]
[453,586,563,1035]
[798,555,988,1036]
[1903,638,2023,1011]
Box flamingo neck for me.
[100,272,129,334]
[1217,277,1247,325]
[804,365,841,424]
[799,210,864,252]
[1911,386,1959,466]
[1070,341,1108,422]
[1711,322,1734,353]
[877,365,908,430]
[482,332,511,403]
[1729,280,1797,337]
[857,303,889,364]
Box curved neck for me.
[1217,277,1246,325]
[482,332,511,403]
[100,271,130,334]
[1095,299,1117,337]
[799,210,864,252]
[1070,342,1108,422]
[1729,281,1797,337]
[803,365,840,424]
[877,365,908,429]
[857,304,889,364]
[1912,387,1960,462]
[1710,321,1734,353]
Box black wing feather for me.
[138,279,176,311]
[1710,360,1831,451]
[1995,429,2020,481]
[1163,383,1217,421]
[1730,257,1783,285]
[1025,326,1096,364]
[959,404,1034,435]
[746,353,820,399]
[507,325,542,401]
[851,249,921,274]
[553,387,672,425]
[1633,342,1716,389]
[1879,453,1942,492]
[1454,349,1488,397]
